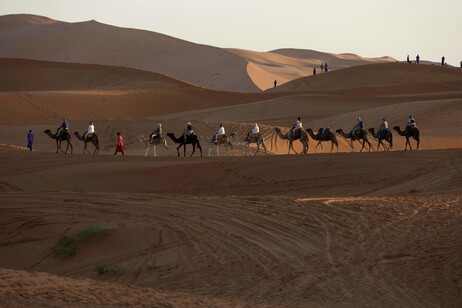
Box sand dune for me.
[0,14,258,92]
[0,58,193,91]
[270,62,462,92]
[0,59,288,125]
[228,48,396,90]
[0,14,397,92]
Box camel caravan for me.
[43,116,420,156]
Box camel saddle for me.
[249,133,259,140]
[152,134,161,140]
[86,133,94,139]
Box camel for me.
[44,129,73,154]
[368,128,393,152]
[166,133,202,157]
[335,128,373,152]
[272,127,309,154]
[306,128,338,153]
[138,135,170,157]
[199,135,234,156]
[74,132,100,155]
[393,126,420,151]
[229,132,267,156]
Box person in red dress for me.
[114,132,124,155]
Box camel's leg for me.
[176,144,181,156]
[416,137,420,150]
[254,143,259,156]
[55,140,59,154]
[190,144,196,157]
[154,145,157,157]
[64,141,70,154]
[367,141,373,152]
[330,141,334,153]
[145,146,149,157]
[262,141,267,156]
[166,144,170,156]
[350,140,354,152]
[360,140,365,152]
[216,145,219,157]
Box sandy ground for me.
[1,51,462,306]
[0,151,461,306]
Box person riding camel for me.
[56,118,68,138]
[84,121,94,140]
[379,118,389,138]
[405,115,416,134]
[149,123,162,143]
[351,117,364,136]
[292,117,303,137]
[183,122,194,142]
[214,123,225,143]
[247,123,260,141]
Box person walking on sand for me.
[114,132,124,156]
[324,62,328,72]
[460,60,462,68]
[407,55,410,63]
[27,130,34,151]
[274,80,277,88]
[416,54,420,64]
[313,67,317,75]
[442,56,445,66]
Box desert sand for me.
[0,14,395,92]
[1,13,462,306]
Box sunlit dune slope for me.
[228,48,396,90]
[269,62,462,92]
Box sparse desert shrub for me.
[95,265,121,276]
[52,225,106,257]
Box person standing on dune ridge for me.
[274,80,277,88]
[313,67,317,75]
[416,54,420,64]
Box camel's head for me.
[335,129,342,134]
[273,127,281,132]
[392,126,400,131]
[44,129,51,134]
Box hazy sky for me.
[1,0,462,65]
